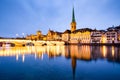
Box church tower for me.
[71,7,76,32]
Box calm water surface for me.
[0,45,120,80]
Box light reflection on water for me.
[0,45,120,80]
[1,45,119,61]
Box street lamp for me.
[16,34,19,39]
[22,33,25,39]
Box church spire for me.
[72,7,76,22]
[71,7,76,32]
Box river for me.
[0,45,120,80]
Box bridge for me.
[0,39,65,47]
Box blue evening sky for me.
[0,0,120,37]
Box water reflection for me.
[0,45,120,79]
[71,57,76,80]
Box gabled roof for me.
[63,30,71,34]
[72,28,93,33]
[55,31,62,35]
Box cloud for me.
[0,0,120,37]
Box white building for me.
[91,29,118,44]
[91,30,104,43]
[105,30,118,43]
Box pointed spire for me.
[72,7,76,22]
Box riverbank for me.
[65,42,120,46]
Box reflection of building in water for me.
[1,45,120,68]
[22,54,25,62]
[100,46,116,60]
[65,45,91,60]
[104,46,120,62]
[91,46,101,60]
[115,47,120,62]
[91,46,120,62]
[112,46,115,57]
[65,45,91,79]
[16,54,19,61]
[101,46,107,58]
[71,57,76,80]
[64,45,120,79]
[1,45,120,80]
[1,46,120,62]
[46,46,65,58]
[70,45,91,60]
[0,46,65,62]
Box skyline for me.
[0,0,120,37]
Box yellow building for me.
[70,28,92,44]
[62,30,71,41]
[47,30,55,40]
[26,30,43,40]
[47,29,62,41]
[36,30,42,40]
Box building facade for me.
[105,30,118,43]
[25,6,120,44]
[70,28,92,44]
[47,29,62,41]
[91,30,104,43]
[26,30,43,40]
[62,30,71,42]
